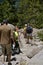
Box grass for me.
[37,31,43,41]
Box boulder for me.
[26,45,43,58]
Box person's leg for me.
[15,40,19,48]
[15,41,22,53]
[30,33,33,45]
[30,33,33,40]
[26,34,30,44]
[6,55,8,62]
[6,44,12,65]
[27,37,30,44]
[2,45,5,65]
[2,54,5,65]
[8,53,11,62]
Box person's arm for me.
[13,31,16,42]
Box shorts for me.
[1,44,11,55]
[27,33,33,39]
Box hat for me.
[3,19,8,23]
[25,24,27,27]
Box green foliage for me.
[17,0,43,28]
[0,0,43,28]
[0,0,18,24]
[38,31,43,41]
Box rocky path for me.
[0,28,43,65]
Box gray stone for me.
[26,45,43,58]
[27,49,43,65]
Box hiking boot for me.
[8,62,12,65]
[11,57,16,61]
[15,62,19,65]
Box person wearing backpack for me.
[26,23,33,45]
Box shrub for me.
[37,31,43,41]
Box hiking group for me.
[0,19,33,65]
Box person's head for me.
[3,19,8,25]
[14,28,16,31]
[15,26,19,31]
[25,24,27,27]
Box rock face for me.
[31,49,43,62]
[26,45,43,58]
[27,49,43,65]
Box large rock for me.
[31,49,43,62]
[26,45,43,58]
[27,49,43,65]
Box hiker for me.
[26,23,33,45]
[15,26,21,43]
[12,26,22,55]
[0,19,12,65]
[23,24,27,38]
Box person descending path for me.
[0,19,12,65]
[12,26,22,55]
[26,23,33,45]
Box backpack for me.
[26,26,33,34]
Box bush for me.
[37,31,43,41]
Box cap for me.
[25,24,27,27]
[3,19,8,23]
